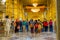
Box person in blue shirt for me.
[25,20,29,32]
[19,20,23,32]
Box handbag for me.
[17,26,20,29]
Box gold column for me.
[6,0,13,18]
[13,0,24,20]
[18,2,24,20]
[14,0,18,19]
[0,2,3,19]
[6,0,24,20]
[56,0,60,40]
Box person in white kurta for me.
[5,18,11,36]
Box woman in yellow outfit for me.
[38,23,42,33]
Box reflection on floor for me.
[0,32,56,40]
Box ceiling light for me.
[33,3,38,7]
[1,0,6,4]
[31,8,40,12]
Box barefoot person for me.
[4,16,11,36]
[29,19,34,38]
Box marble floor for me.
[0,32,56,40]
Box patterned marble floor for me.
[0,32,56,40]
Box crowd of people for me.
[11,18,54,33]
[0,16,54,36]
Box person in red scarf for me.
[43,20,48,32]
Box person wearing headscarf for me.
[4,16,11,36]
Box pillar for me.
[56,0,60,40]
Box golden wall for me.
[6,0,24,20]
[27,12,44,21]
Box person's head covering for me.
[5,15,9,18]
[50,19,52,22]
[38,19,40,21]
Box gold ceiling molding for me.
[21,0,49,6]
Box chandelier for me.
[31,8,40,12]
[33,3,38,7]
[31,3,40,12]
